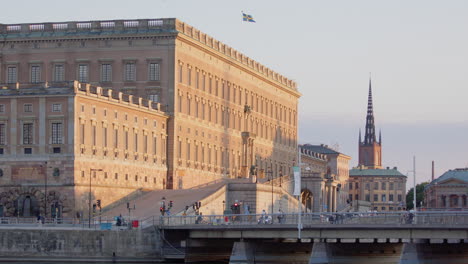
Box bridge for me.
[154,211,468,264]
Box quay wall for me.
[0,227,161,261]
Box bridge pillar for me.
[229,240,255,264]
[309,241,331,264]
[399,243,421,264]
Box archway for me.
[301,189,313,213]
[16,195,40,217]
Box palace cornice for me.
[176,33,301,98]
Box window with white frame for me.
[30,65,41,83]
[23,123,33,144]
[51,122,63,144]
[149,63,160,81]
[52,104,62,112]
[24,104,33,113]
[54,64,65,82]
[101,64,112,82]
[0,105,4,113]
[0,124,6,145]
[124,63,136,81]
[78,64,89,82]
[7,66,17,84]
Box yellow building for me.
[0,82,167,218]
[0,19,299,217]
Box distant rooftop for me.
[349,166,406,177]
[430,168,468,185]
[0,18,297,91]
[300,144,341,155]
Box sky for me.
[2,0,467,189]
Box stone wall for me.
[0,227,161,261]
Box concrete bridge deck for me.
[157,212,468,264]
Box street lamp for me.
[89,168,103,228]
[266,166,273,213]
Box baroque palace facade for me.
[0,19,300,218]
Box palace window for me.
[114,129,118,148]
[23,123,33,144]
[187,67,192,86]
[389,182,394,190]
[30,65,41,83]
[52,103,62,112]
[374,182,379,190]
[149,63,160,81]
[78,64,89,83]
[103,127,108,148]
[374,194,378,202]
[125,131,129,150]
[381,194,386,202]
[24,104,33,113]
[51,122,63,144]
[134,132,138,152]
[389,194,394,202]
[54,64,65,82]
[7,66,17,84]
[101,64,112,82]
[365,194,370,202]
[0,124,5,145]
[125,63,136,81]
[382,182,386,190]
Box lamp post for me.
[89,168,102,228]
[43,161,48,218]
[267,166,273,214]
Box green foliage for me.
[406,182,429,210]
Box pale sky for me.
[2,0,468,188]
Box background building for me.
[300,144,351,212]
[0,82,167,218]
[424,168,468,210]
[349,81,406,211]
[349,166,406,211]
[0,18,300,191]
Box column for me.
[309,241,331,264]
[229,241,255,264]
[10,99,17,155]
[332,186,337,212]
[328,185,333,213]
[399,243,421,264]
[458,196,462,208]
[445,196,449,208]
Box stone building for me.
[0,19,299,217]
[0,19,300,191]
[0,81,167,218]
[299,144,351,212]
[349,166,407,211]
[349,80,406,212]
[424,168,468,210]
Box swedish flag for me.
[242,12,256,23]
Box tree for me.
[406,182,429,210]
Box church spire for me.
[364,78,376,145]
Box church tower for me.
[358,79,382,169]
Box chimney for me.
[432,161,435,181]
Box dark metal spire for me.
[364,78,376,145]
[359,128,362,144]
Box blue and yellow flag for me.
[242,12,256,23]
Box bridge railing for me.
[158,211,468,227]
